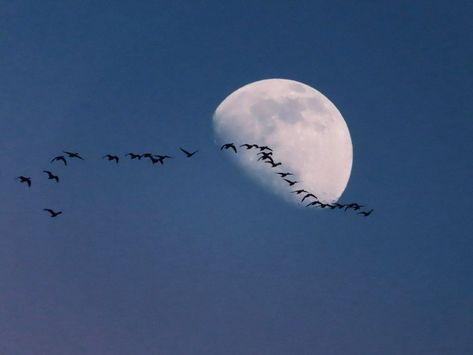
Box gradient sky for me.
[1,1,472,354]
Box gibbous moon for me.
[213,79,352,204]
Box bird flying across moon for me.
[213,78,353,204]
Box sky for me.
[1,1,472,354]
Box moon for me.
[213,79,353,205]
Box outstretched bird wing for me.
[180,147,192,155]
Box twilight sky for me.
[1,1,472,354]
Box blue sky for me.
[1,1,472,354]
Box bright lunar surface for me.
[213,78,353,205]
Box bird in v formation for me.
[222,142,372,216]
[15,144,372,218]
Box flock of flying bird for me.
[220,143,373,217]
[15,145,373,218]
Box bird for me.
[332,203,346,209]
[155,154,172,161]
[257,152,273,161]
[301,193,317,202]
[259,146,273,151]
[276,172,293,177]
[63,151,84,160]
[358,209,374,217]
[283,178,298,186]
[153,155,172,165]
[265,160,282,168]
[51,155,67,166]
[126,153,143,160]
[16,176,32,187]
[43,208,62,217]
[240,144,259,149]
[318,203,332,209]
[291,189,308,195]
[103,154,119,163]
[149,156,161,164]
[306,201,322,207]
[149,155,171,165]
[180,147,198,157]
[345,203,364,211]
[220,143,237,153]
[43,170,59,183]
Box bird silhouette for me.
[149,156,161,164]
[43,170,59,183]
[291,189,308,195]
[240,144,259,149]
[43,208,62,217]
[318,203,332,209]
[180,147,198,157]
[283,178,298,186]
[103,154,119,163]
[63,151,84,160]
[265,160,282,168]
[306,201,322,207]
[51,155,67,166]
[16,176,32,187]
[149,155,171,165]
[344,203,364,211]
[126,153,143,160]
[332,203,346,209]
[358,209,374,217]
[259,146,273,151]
[276,172,293,177]
[257,152,273,161]
[220,143,237,153]
[301,193,317,202]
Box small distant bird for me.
[155,155,172,161]
[43,208,62,217]
[149,155,172,165]
[220,143,237,153]
[126,153,143,160]
[103,154,119,163]
[306,201,321,207]
[345,203,364,211]
[154,155,172,165]
[332,203,346,209]
[265,160,282,168]
[240,144,259,150]
[358,209,374,217]
[43,170,59,183]
[257,152,273,161]
[149,156,161,164]
[63,151,84,160]
[283,178,298,186]
[180,147,198,158]
[291,189,308,195]
[301,193,317,202]
[259,146,273,151]
[51,155,67,166]
[16,176,32,187]
[318,203,331,209]
[276,172,293,177]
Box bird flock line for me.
[15,145,373,218]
